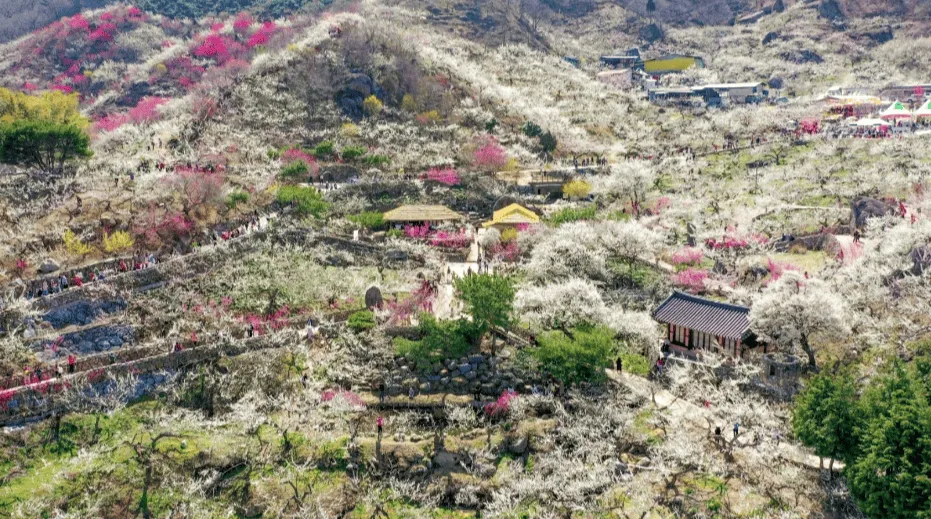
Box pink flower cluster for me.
[705,230,767,251]
[836,241,863,266]
[247,21,277,48]
[430,229,471,248]
[670,268,709,293]
[489,241,521,262]
[133,205,195,247]
[484,390,517,418]
[93,97,168,133]
[88,22,118,42]
[800,119,820,135]
[766,257,799,283]
[426,167,460,186]
[240,306,291,336]
[403,224,431,239]
[233,13,254,33]
[282,148,320,175]
[670,247,703,266]
[473,135,508,169]
[321,389,367,408]
[387,281,436,325]
[129,96,169,123]
[194,34,234,62]
[68,14,90,32]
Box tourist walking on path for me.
[733,422,740,439]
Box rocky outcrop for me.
[37,324,135,357]
[42,299,127,329]
[851,197,896,229]
[335,74,387,120]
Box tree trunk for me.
[801,337,818,371]
[141,465,153,519]
[828,457,835,480]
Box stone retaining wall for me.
[384,352,543,397]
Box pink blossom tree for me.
[167,167,226,216]
[670,247,703,267]
[670,268,709,293]
[426,167,460,186]
[473,135,508,170]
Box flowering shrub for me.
[246,21,277,48]
[670,268,709,293]
[128,96,168,123]
[240,305,290,336]
[233,12,253,33]
[281,148,319,175]
[387,281,436,325]
[671,247,703,266]
[473,135,508,170]
[403,224,431,239]
[489,241,521,262]
[766,258,799,283]
[94,114,126,132]
[430,229,471,248]
[426,167,460,186]
[800,119,820,134]
[705,230,767,250]
[168,167,226,213]
[103,230,135,252]
[836,241,864,266]
[484,390,517,418]
[321,389,366,408]
[134,205,195,247]
[68,15,90,32]
[194,34,233,62]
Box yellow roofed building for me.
[482,203,540,230]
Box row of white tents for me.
[877,100,931,120]
[850,100,931,127]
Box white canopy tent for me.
[915,99,931,119]
[879,100,912,120]
[854,118,888,127]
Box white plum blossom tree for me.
[750,271,850,369]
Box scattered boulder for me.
[781,49,823,64]
[509,436,529,455]
[38,259,60,274]
[819,0,845,20]
[850,197,895,229]
[638,23,664,44]
[762,32,781,46]
[910,245,931,275]
[365,286,383,310]
[862,26,894,45]
[335,74,387,120]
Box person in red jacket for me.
[72,274,83,288]
[67,354,76,373]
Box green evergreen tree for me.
[847,363,931,519]
[0,120,91,175]
[792,370,859,472]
